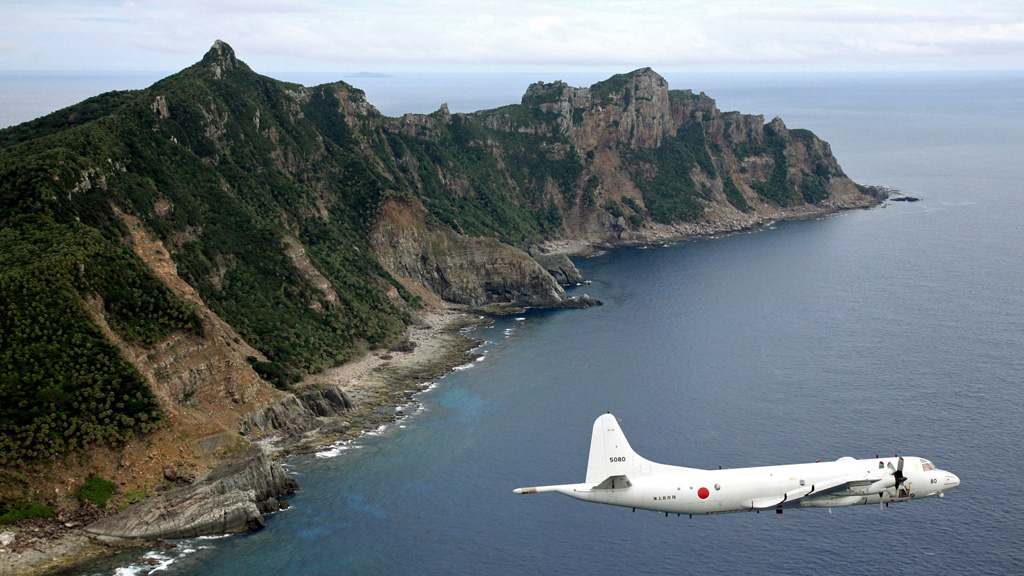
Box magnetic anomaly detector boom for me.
[513,413,960,515]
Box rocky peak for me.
[558,68,671,151]
[203,40,239,79]
[522,80,572,104]
[626,67,665,89]
[767,115,789,137]
[434,103,452,124]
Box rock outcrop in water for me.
[83,448,297,539]
[239,384,355,452]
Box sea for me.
[5,69,1023,575]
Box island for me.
[0,40,885,574]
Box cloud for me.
[0,0,1022,71]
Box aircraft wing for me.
[750,471,889,509]
[807,470,894,496]
[750,485,814,509]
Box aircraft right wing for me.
[750,470,893,509]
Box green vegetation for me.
[603,199,623,218]
[668,89,701,103]
[628,124,716,223]
[621,196,645,217]
[789,128,818,141]
[0,501,56,524]
[250,359,302,391]
[520,83,566,108]
[383,108,582,246]
[581,176,600,208]
[799,170,831,204]
[0,45,414,465]
[591,73,633,105]
[751,125,802,206]
[723,177,753,212]
[77,475,117,508]
[0,44,853,470]
[0,217,172,464]
[121,486,150,503]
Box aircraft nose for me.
[944,472,960,490]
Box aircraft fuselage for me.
[514,414,960,515]
[533,456,959,515]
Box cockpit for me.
[920,459,935,472]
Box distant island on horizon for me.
[344,71,394,78]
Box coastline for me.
[277,305,485,457]
[540,193,886,257]
[0,196,887,576]
[0,305,484,576]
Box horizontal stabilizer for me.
[593,475,632,490]
[513,483,591,495]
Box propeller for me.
[881,456,907,498]
[876,455,909,504]
[893,456,907,490]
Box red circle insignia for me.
[698,487,710,499]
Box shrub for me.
[0,501,56,524]
[77,475,117,508]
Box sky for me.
[1,0,1022,74]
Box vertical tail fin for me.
[586,413,644,484]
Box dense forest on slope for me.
[0,41,882,468]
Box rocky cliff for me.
[369,199,567,309]
[84,448,296,539]
[0,41,883,539]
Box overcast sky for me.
[1,0,1023,73]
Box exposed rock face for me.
[575,68,672,150]
[529,249,586,286]
[239,385,354,451]
[563,294,602,308]
[450,68,882,245]
[369,199,569,309]
[84,448,297,540]
[113,209,275,425]
[204,39,240,80]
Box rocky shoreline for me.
[0,194,888,576]
[0,306,483,576]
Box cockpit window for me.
[921,460,935,472]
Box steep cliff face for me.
[444,68,882,245]
[0,42,881,520]
[519,68,673,150]
[369,199,567,308]
[354,67,883,252]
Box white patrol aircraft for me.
[514,413,960,516]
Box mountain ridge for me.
[0,41,884,536]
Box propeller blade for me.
[893,456,907,489]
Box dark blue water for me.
[61,72,1023,575]
[0,72,168,129]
